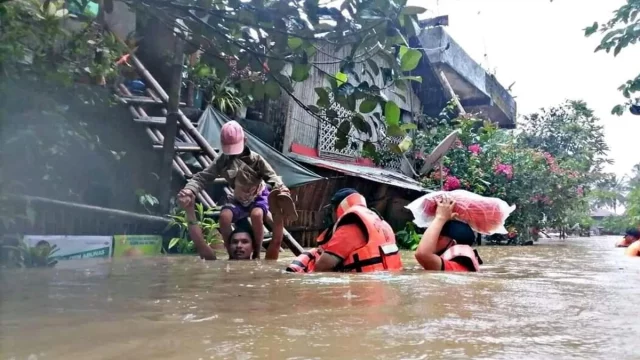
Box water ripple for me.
[1,237,640,360]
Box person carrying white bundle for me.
[406,190,515,272]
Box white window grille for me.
[317,93,405,170]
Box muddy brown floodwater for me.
[1,236,640,360]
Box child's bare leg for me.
[219,208,234,257]
[249,207,265,259]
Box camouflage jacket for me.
[183,147,283,195]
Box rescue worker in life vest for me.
[289,188,403,273]
[414,195,483,272]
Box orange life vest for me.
[321,193,403,273]
[286,248,322,273]
[440,244,482,272]
[316,229,330,249]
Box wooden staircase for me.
[115,54,303,256]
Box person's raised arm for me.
[264,219,283,260]
[185,206,217,260]
[414,218,446,271]
[183,160,220,197]
[414,197,457,271]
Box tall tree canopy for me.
[584,0,640,115]
[518,100,611,174]
[125,0,427,148]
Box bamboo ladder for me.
[115,54,304,256]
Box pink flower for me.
[576,187,584,196]
[468,144,481,155]
[443,176,461,191]
[494,163,514,180]
[543,152,561,173]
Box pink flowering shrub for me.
[494,163,514,180]
[443,176,461,191]
[414,114,595,234]
[468,144,481,155]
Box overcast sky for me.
[411,0,639,177]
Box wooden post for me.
[186,51,200,107]
[159,36,185,214]
[439,71,466,115]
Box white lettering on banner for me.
[60,248,108,260]
[82,249,106,258]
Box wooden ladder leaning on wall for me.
[114,53,304,256]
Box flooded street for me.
[1,236,640,360]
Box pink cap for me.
[220,120,245,155]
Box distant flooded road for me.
[1,236,639,360]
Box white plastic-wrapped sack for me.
[405,190,516,234]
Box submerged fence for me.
[1,195,172,238]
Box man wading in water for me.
[184,200,282,261]
[176,120,297,260]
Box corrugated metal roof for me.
[289,153,429,193]
[590,208,615,218]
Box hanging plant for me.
[209,76,244,115]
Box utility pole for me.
[159,33,185,214]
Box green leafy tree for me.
[414,101,608,239]
[627,162,640,187]
[593,163,640,234]
[624,178,640,225]
[518,100,611,174]
[584,0,640,115]
[0,0,126,84]
[600,214,632,234]
[125,0,428,149]
[590,173,628,213]
[594,162,640,232]
[3,0,429,150]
